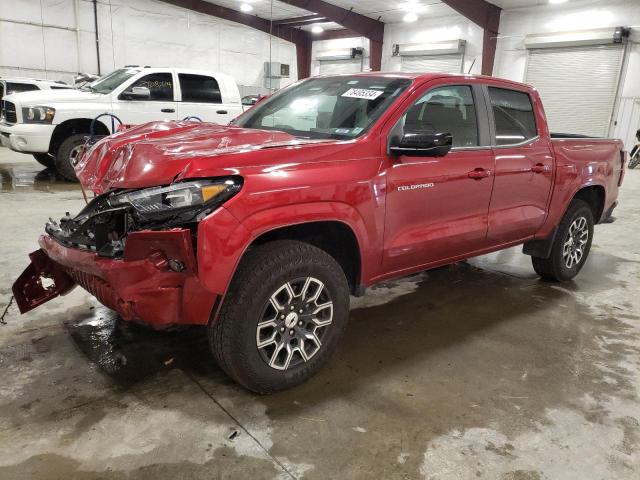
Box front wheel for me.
[532,199,594,282]
[54,134,86,182]
[209,240,350,393]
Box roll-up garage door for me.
[319,59,363,75]
[525,44,624,137]
[400,54,463,74]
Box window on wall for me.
[488,87,537,146]
[128,73,174,101]
[178,74,222,103]
[401,85,478,147]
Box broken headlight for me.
[108,177,241,224]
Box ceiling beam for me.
[273,15,327,27]
[158,0,306,43]
[312,28,360,41]
[440,0,501,75]
[157,0,313,79]
[278,0,385,71]
[278,0,384,43]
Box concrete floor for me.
[1,147,639,480]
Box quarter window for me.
[488,87,537,146]
[128,73,173,101]
[401,85,478,147]
[179,74,222,103]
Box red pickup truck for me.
[13,73,625,393]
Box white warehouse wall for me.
[310,36,370,75]
[0,0,298,93]
[494,0,640,97]
[382,15,484,74]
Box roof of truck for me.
[318,71,532,90]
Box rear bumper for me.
[0,123,54,153]
[12,230,217,327]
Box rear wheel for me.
[532,199,594,282]
[54,134,85,182]
[209,240,350,393]
[32,153,54,169]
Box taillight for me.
[619,150,626,186]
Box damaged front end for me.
[12,176,242,326]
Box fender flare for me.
[197,202,375,299]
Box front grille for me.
[1,100,17,123]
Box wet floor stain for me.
[63,306,220,389]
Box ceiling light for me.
[240,3,253,12]
[311,25,324,34]
[403,12,418,22]
[549,0,568,3]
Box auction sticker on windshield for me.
[341,88,384,100]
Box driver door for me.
[382,83,495,274]
[114,71,178,125]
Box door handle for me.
[161,108,175,113]
[531,163,550,174]
[216,110,228,114]
[468,168,491,180]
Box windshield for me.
[235,76,412,139]
[85,68,141,94]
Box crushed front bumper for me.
[12,229,217,327]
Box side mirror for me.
[389,130,453,157]
[121,86,151,100]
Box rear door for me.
[114,71,178,125]
[382,82,495,274]
[176,73,236,124]
[485,86,554,244]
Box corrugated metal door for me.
[400,54,463,73]
[525,44,624,137]
[319,59,363,75]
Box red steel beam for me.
[278,0,385,71]
[441,0,501,75]
[278,0,384,43]
[312,28,360,41]
[157,0,313,78]
[273,15,327,27]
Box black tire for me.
[532,199,594,282]
[54,134,86,182]
[32,153,54,169]
[209,240,350,394]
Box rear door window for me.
[488,87,537,146]
[179,74,222,103]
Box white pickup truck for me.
[0,67,243,180]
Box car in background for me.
[0,67,243,180]
[0,77,71,100]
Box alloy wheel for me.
[563,216,589,269]
[256,277,333,370]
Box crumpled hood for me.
[75,121,331,194]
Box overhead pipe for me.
[93,0,101,75]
